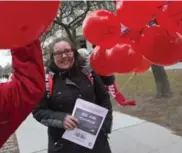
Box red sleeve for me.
[0,40,45,147]
[106,82,136,106]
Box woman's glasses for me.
[53,49,73,57]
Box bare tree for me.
[151,65,172,98]
[41,1,172,99]
[41,1,114,62]
[147,18,172,98]
[1,63,13,76]
[42,1,114,45]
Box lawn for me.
[113,69,182,136]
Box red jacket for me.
[0,40,45,148]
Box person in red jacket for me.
[0,39,45,148]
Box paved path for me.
[4,112,182,153]
[110,112,182,153]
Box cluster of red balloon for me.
[0,1,60,49]
[83,1,182,76]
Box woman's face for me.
[53,41,74,69]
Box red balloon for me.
[140,27,182,66]
[0,1,59,49]
[122,29,142,43]
[109,38,142,74]
[167,1,182,17]
[90,46,114,76]
[155,2,182,37]
[83,10,121,49]
[116,1,161,29]
[134,57,151,74]
[156,1,168,8]
[167,2,182,34]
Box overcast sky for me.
[0,50,11,67]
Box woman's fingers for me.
[64,115,79,129]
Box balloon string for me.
[111,72,136,101]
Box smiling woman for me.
[32,37,113,153]
[53,41,75,70]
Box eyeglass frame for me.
[53,49,74,57]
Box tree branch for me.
[68,1,91,27]
[54,19,76,45]
[60,1,84,22]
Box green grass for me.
[115,69,182,97]
[113,69,182,135]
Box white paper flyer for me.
[62,98,108,149]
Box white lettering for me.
[80,117,96,124]
[108,85,116,97]
[81,112,89,117]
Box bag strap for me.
[89,71,100,105]
[45,64,94,99]
[45,72,54,98]
[87,72,94,85]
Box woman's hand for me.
[63,115,78,130]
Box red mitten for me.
[106,82,136,106]
[118,100,136,106]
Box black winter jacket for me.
[100,75,115,86]
[32,62,113,153]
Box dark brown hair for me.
[48,37,78,62]
[48,37,86,75]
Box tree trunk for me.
[65,28,76,46]
[54,20,77,46]
[71,28,77,47]
[151,64,172,98]
[63,26,77,47]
